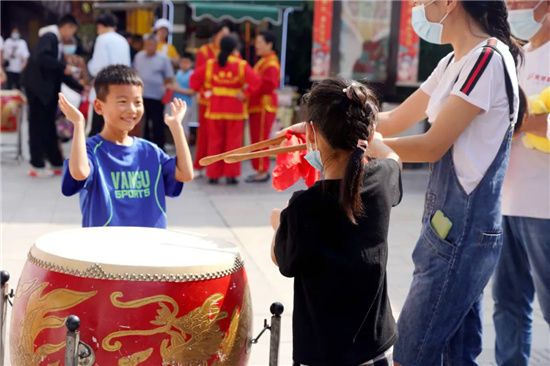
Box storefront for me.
[312,0,451,102]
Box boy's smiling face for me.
[94,84,144,133]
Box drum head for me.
[29,227,242,281]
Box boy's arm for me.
[164,98,194,182]
[58,93,90,180]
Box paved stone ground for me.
[1,131,548,365]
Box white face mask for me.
[304,123,324,172]
[508,0,548,40]
[411,0,450,45]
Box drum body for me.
[9,227,252,366]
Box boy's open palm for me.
[58,93,84,126]
[164,98,187,129]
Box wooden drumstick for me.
[199,135,287,166]
[223,144,306,163]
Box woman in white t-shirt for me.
[376,1,526,365]
[2,28,29,90]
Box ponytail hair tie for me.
[343,82,358,100]
[357,139,368,152]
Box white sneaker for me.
[28,166,54,178]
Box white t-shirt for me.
[502,40,550,219]
[87,31,131,103]
[3,37,30,73]
[421,39,519,194]
[87,31,131,77]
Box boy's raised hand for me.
[58,93,85,126]
[164,98,187,129]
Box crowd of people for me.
[1,0,549,365]
[2,13,280,185]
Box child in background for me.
[271,78,402,365]
[59,65,193,228]
[169,52,197,137]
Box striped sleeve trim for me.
[459,39,497,96]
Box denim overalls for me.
[393,123,512,365]
[393,124,512,365]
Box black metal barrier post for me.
[64,315,95,366]
[65,315,81,366]
[249,302,284,366]
[1,270,14,366]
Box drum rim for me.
[28,248,244,282]
[28,227,245,282]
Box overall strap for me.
[480,44,515,123]
[450,38,515,124]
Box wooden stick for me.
[199,135,287,166]
[223,144,306,163]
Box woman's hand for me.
[276,121,307,137]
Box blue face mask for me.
[411,1,450,45]
[11,33,20,40]
[508,0,547,41]
[63,45,77,55]
[304,124,324,172]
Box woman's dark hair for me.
[461,0,527,128]
[259,30,277,51]
[303,78,379,224]
[213,21,232,36]
[218,35,238,67]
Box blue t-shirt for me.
[173,69,193,107]
[62,135,183,228]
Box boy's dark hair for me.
[303,78,379,224]
[95,65,143,101]
[258,30,276,50]
[181,51,195,62]
[97,12,118,28]
[58,14,79,27]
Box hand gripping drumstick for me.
[199,135,305,166]
[223,144,306,163]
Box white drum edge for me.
[28,227,243,282]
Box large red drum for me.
[9,227,252,365]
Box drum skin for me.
[10,252,252,366]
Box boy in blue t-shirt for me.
[59,65,194,228]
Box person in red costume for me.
[193,22,231,176]
[190,35,260,184]
[246,30,281,183]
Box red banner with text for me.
[311,0,333,80]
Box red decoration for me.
[272,131,321,191]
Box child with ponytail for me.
[271,78,402,366]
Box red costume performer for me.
[248,51,280,173]
[191,55,260,180]
[193,42,219,170]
